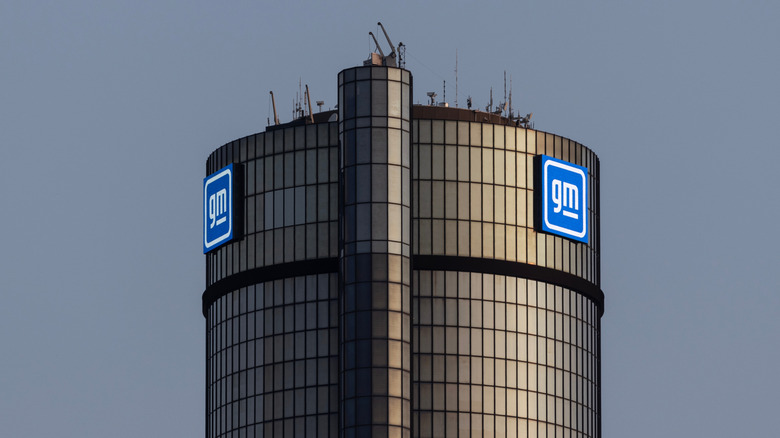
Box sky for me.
[2,1,779,436]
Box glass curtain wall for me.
[338,65,413,438]
[205,124,341,438]
[411,119,601,437]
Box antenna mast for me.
[298,78,303,118]
[455,50,458,108]
[509,74,513,119]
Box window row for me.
[415,144,536,187]
[209,314,338,367]
[412,146,599,260]
[413,299,596,341]
[412,410,598,438]
[343,282,411,314]
[342,127,411,168]
[211,303,336,346]
[414,182,539,224]
[412,326,597,369]
[342,253,412,286]
[413,356,598,397]
[342,203,411,246]
[243,184,338,231]
[343,164,411,207]
[210,359,338,409]
[207,276,337,326]
[206,223,338,284]
[341,79,406,119]
[339,65,411,84]
[342,310,411,343]
[412,384,597,424]
[207,123,339,177]
[242,148,339,197]
[340,395,412,430]
[208,394,338,438]
[339,67,411,121]
[413,220,599,283]
[413,119,597,171]
[414,272,600,323]
[209,329,338,380]
[341,369,412,400]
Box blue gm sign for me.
[540,155,588,243]
[203,164,234,253]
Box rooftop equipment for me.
[377,22,397,67]
[365,22,398,67]
[269,91,280,125]
[426,92,437,105]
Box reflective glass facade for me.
[411,273,599,437]
[338,66,413,437]
[412,116,600,283]
[205,123,341,437]
[203,64,602,438]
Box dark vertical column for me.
[339,65,413,438]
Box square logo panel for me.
[540,155,588,243]
[203,164,233,253]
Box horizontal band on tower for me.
[202,258,339,316]
[413,255,604,315]
[203,256,603,316]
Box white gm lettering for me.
[209,188,228,228]
[551,179,579,219]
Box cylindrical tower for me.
[202,58,603,438]
[338,65,413,437]
[203,120,342,437]
[410,106,602,437]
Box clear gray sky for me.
[2,1,778,436]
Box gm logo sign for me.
[203,164,235,253]
[540,155,588,243]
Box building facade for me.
[203,62,603,438]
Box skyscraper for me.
[202,43,602,438]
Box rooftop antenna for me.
[486,87,493,112]
[509,74,513,119]
[316,100,324,112]
[269,91,280,125]
[442,80,446,104]
[426,91,437,105]
[503,71,507,117]
[467,96,472,109]
[292,79,303,119]
[305,84,314,123]
[377,22,397,67]
[298,78,303,118]
[398,42,406,68]
[517,112,533,128]
[455,49,458,108]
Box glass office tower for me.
[203,63,603,438]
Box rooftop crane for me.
[368,32,385,59]
[269,91,280,125]
[377,22,397,67]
